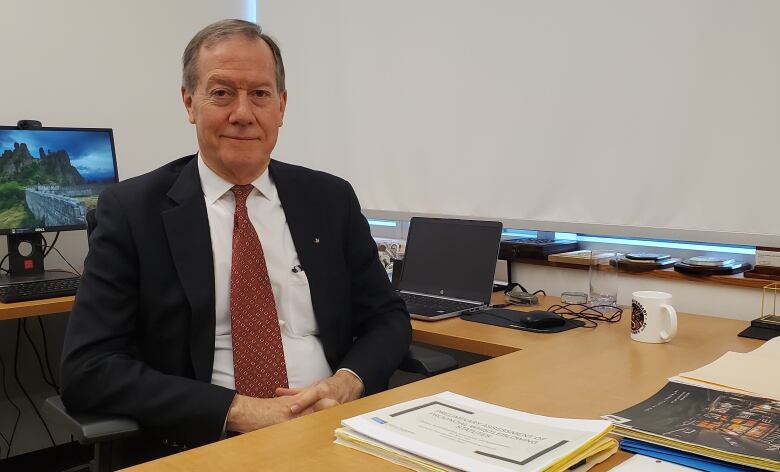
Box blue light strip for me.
[502,229,536,238]
[368,219,398,228]
[576,235,755,255]
[555,232,578,240]
[366,218,754,255]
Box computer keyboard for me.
[400,292,476,313]
[0,277,80,303]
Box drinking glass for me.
[588,251,620,308]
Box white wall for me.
[260,0,780,247]
[1,1,763,319]
[0,1,249,270]
[0,3,250,457]
[261,0,770,322]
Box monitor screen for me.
[0,126,119,234]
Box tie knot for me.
[230,184,254,206]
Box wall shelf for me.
[509,258,773,290]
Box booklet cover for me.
[604,381,780,470]
[335,391,617,472]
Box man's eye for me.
[211,89,230,98]
[252,90,271,98]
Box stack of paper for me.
[672,336,780,399]
[604,338,780,470]
[547,251,614,266]
[335,392,618,472]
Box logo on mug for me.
[631,300,646,334]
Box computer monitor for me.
[0,126,119,278]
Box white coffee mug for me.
[631,291,678,343]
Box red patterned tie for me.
[230,184,288,398]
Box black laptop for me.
[398,218,503,321]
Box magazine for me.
[604,381,780,470]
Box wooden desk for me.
[0,296,74,321]
[124,299,762,471]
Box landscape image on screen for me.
[0,129,117,231]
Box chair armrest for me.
[42,396,140,445]
[399,344,458,377]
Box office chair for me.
[42,209,457,471]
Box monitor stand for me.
[0,233,77,286]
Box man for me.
[60,19,411,461]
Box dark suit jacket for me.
[60,154,411,449]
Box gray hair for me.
[182,19,285,94]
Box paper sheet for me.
[677,337,780,400]
[339,391,614,472]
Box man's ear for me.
[182,86,196,124]
[279,90,288,127]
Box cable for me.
[13,320,56,447]
[45,246,81,277]
[37,317,59,392]
[503,282,529,294]
[0,354,20,458]
[547,303,623,328]
[21,318,58,391]
[42,232,59,258]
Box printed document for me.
[674,336,780,400]
[335,391,616,472]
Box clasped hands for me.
[226,369,363,433]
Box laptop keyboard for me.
[400,292,477,314]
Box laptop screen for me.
[399,218,502,304]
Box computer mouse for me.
[516,310,566,329]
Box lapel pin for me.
[314,237,320,244]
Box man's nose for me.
[229,92,255,125]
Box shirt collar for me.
[197,153,274,204]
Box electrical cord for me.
[503,282,528,294]
[497,283,547,306]
[41,231,81,276]
[42,232,59,258]
[37,317,59,392]
[547,303,623,328]
[22,318,59,392]
[0,354,20,458]
[44,246,81,277]
[13,320,56,447]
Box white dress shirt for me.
[198,156,334,390]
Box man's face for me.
[182,36,287,184]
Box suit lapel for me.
[270,160,335,352]
[269,160,322,277]
[162,157,216,383]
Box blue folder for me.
[619,438,763,472]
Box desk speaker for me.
[8,233,45,275]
